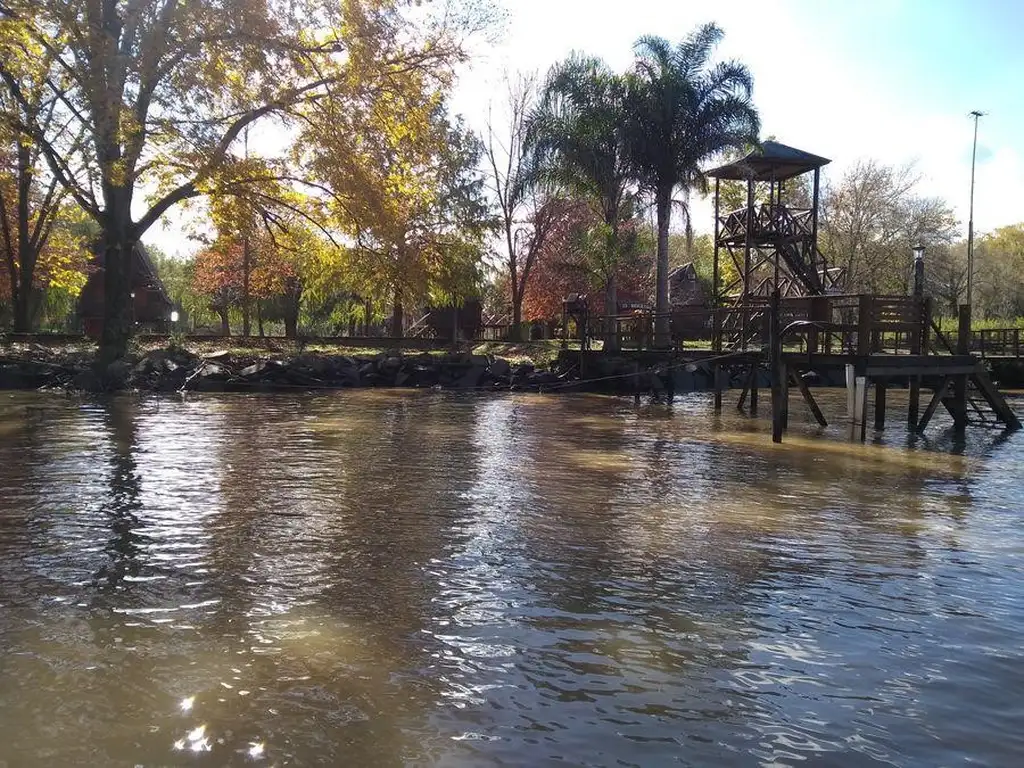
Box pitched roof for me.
[706,141,831,182]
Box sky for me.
[148,0,1024,256]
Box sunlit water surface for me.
[0,389,1022,767]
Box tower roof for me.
[706,141,831,182]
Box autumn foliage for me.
[521,200,653,321]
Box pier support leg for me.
[874,382,887,431]
[714,364,723,411]
[846,364,856,420]
[769,290,783,443]
[917,378,947,433]
[749,365,759,413]
[852,374,869,442]
[908,377,921,428]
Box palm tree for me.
[626,24,760,346]
[526,55,633,350]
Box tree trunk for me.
[12,287,34,333]
[12,143,36,333]
[605,273,618,352]
[283,282,301,339]
[510,286,523,342]
[218,308,231,336]
[257,299,264,337]
[242,236,251,336]
[654,189,672,347]
[392,288,404,337]
[99,202,136,364]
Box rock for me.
[488,357,511,379]
[72,368,102,392]
[458,365,487,389]
[105,359,133,387]
[205,350,231,360]
[200,362,227,379]
[240,361,267,378]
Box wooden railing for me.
[579,294,933,355]
[717,204,814,243]
[971,328,1023,358]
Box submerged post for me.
[952,303,972,430]
[769,289,783,443]
[909,244,925,427]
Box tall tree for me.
[0,18,87,331]
[975,224,1024,319]
[527,55,633,349]
[625,24,759,346]
[483,72,564,339]
[301,67,490,335]
[0,0,477,361]
[820,160,957,295]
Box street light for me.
[912,244,925,297]
[967,110,985,309]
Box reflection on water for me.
[0,390,1022,766]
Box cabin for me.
[78,243,173,337]
[669,262,710,337]
[423,299,483,340]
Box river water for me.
[0,389,1022,767]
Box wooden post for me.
[770,289,783,443]
[874,381,887,430]
[781,364,790,430]
[908,294,925,428]
[856,375,869,441]
[750,364,759,413]
[857,295,873,356]
[742,176,754,349]
[795,371,828,426]
[952,303,971,430]
[714,363,723,411]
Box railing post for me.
[857,295,872,357]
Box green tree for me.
[527,55,634,349]
[976,224,1024,319]
[302,70,490,335]
[0,0,478,360]
[820,160,957,295]
[625,25,759,345]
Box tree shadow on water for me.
[93,398,145,591]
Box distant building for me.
[78,243,173,337]
[669,262,710,338]
[668,263,705,309]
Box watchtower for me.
[706,141,840,303]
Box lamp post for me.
[967,110,984,309]
[912,243,925,297]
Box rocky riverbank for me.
[0,344,576,394]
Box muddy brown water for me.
[0,389,1022,766]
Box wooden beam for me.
[917,378,948,432]
[793,370,828,426]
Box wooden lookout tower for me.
[707,141,841,304]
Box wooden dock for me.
[567,292,1021,443]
